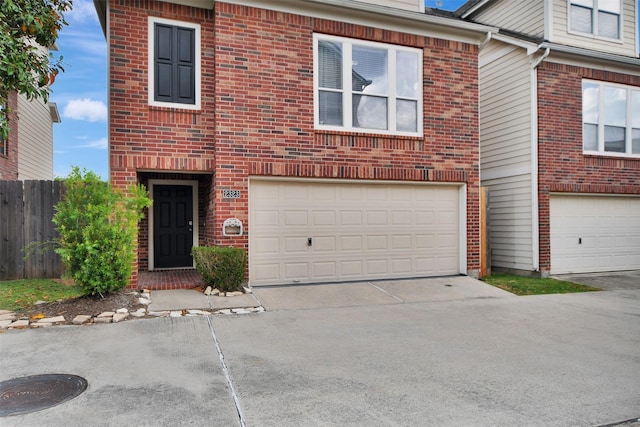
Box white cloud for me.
[67,0,99,23]
[63,98,107,122]
[76,137,108,150]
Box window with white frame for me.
[148,17,201,110]
[582,80,640,156]
[569,0,621,39]
[314,34,423,136]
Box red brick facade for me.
[0,92,19,180]
[107,1,481,287]
[537,62,640,272]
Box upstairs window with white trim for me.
[583,80,640,157]
[569,0,621,40]
[148,17,201,110]
[314,34,423,136]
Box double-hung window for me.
[314,34,423,136]
[569,0,621,39]
[582,80,640,157]
[148,17,201,109]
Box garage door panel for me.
[254,237,280,254]
[250,180,461,285]
[391,211,412,225]
[367,259,388,275]
[367,211,388,225]
[312,211,336,226]
[367,235,388,250]
[340,236,363,251]
[284,237,307,253]
[340,260,364,276]
[391,258,412,273]
[550,195,640,274]
[391,235,412,249]
[253,210,279,226]
[284,263,308,279]
[313,236,336,252]
[415,234,435,248]
[340,211,363,225]
[416,211,435,225]
[312,262,336,278]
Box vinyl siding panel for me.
[17,93,54,180]
[470,0,544,37]
[358,0,423,12]
[484,175,534,270]
[479,40,535,271]
[551,0,637,57]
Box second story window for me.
[148,17,201,110]
[314,34,423,136]
[569,0,621,39]
[583,80,640,157]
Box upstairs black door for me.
[153,185,193,269]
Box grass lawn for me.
[481,273,601,296]
[0,279,83,311]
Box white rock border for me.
[0,289,265,330]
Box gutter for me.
[540,41,640,67]
[531,47,550,68]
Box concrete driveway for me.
[553,270,640,291]
[1,276,639,426]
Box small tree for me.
[0,0,71,140]
[53,168,151,296]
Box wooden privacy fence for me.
[0,180,64,280]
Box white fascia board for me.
[540,42,640,69]
[490,33,540,53]
[460,0,492,19]
[224,0,497,45]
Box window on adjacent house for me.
[314,34,423,136]
[569,0,621,39]
[148,17,201,109]
[582,80,640,156]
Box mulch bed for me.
[13,291,146,326]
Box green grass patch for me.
[0,279,83,311]
[481,274,601,296]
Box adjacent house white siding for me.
[468,0,545,37]
[17,93,54,180]
[479,40,535,271]
[551,0,637,57]
[360,0,423,12]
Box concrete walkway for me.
[1,276,638,426]
[147,275,515,312]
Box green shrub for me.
[192,246,247,292]
[53,167,151,296]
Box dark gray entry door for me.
[153,185,193,268]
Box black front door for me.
[153,185,193,269]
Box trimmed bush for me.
[53,167,151,296]
[192,246,247,292]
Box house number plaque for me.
[222,189,241,199]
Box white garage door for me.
[249,180,461,286]
[550,195,640,274]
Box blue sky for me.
[50,0,637,179]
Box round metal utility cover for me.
[0,374,88,417]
